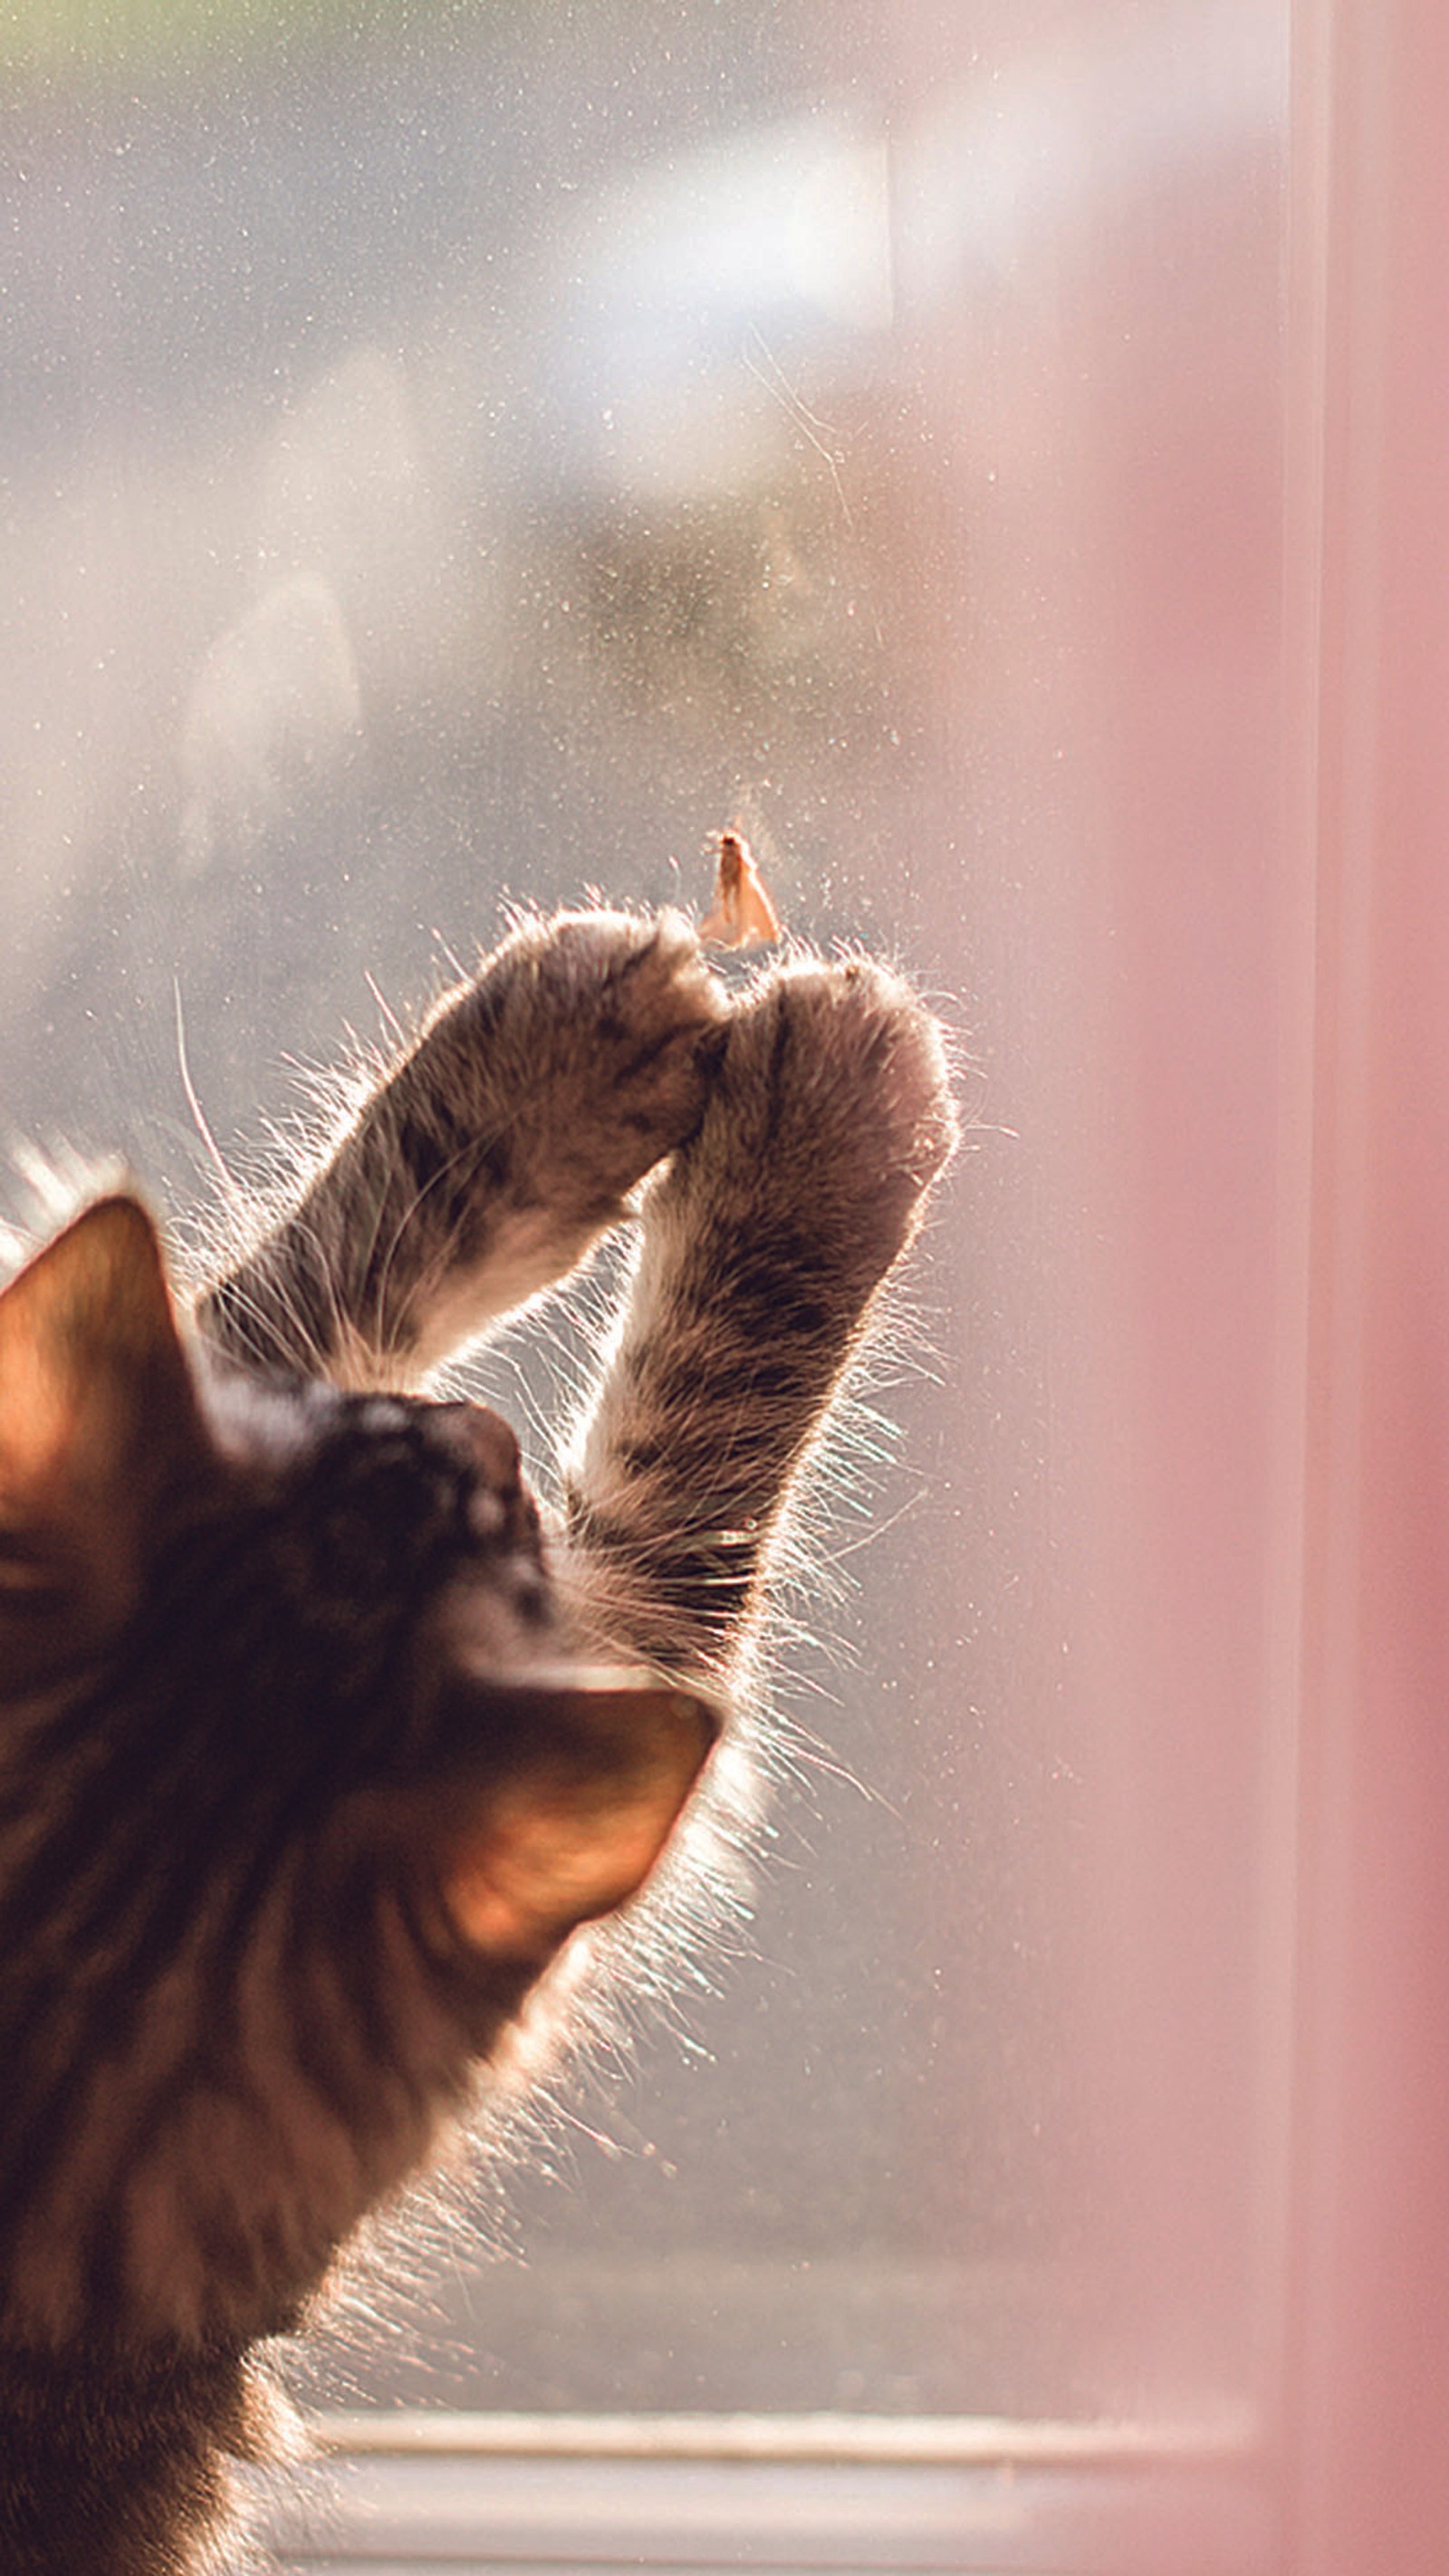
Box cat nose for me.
[433,1399,534,1517]
[438,1402,522,1495]
[430,1402,539,1553]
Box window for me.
[8,0,1445,2566]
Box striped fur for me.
[0,906,955,2571]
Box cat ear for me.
[440,1673,719,1956]
[0,1196,207,1592]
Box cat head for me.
[0,1197,715,2344]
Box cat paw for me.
[761,953,958,1189]
[667,951,959,1298]
[461,907,730,1221]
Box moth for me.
[698,830,782,950]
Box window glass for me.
[1,0,1294,2423]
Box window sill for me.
[255,2412,1273,2573]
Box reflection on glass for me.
[1,0,1291,2422]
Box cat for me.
[0,901,957,2573]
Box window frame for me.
[257,2412,1273,2571]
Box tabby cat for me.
[0,902,956,2572]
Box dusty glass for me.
[1,0,1294,2427]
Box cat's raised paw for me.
[470,906,730,1224]
[726,953,957,1198]
[657,950,958,1314]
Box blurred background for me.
[1,0,1298,2428]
